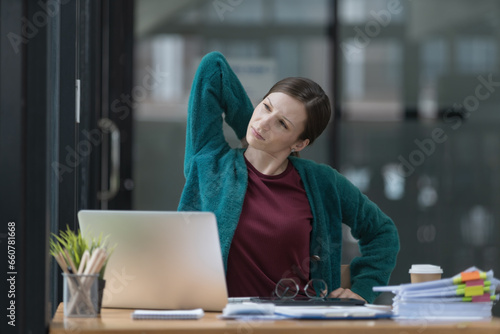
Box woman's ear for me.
[293,138,310,152]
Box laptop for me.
[77,210,228,311]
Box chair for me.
[340,264,351,289]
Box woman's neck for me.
[244,147,289,176]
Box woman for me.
[178,51,399,303]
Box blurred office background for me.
[3,1,499,331]
[132,0,500,310]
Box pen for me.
[78,250,90,274]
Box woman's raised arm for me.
[184,52,254,175]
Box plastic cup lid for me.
[409,264,443,274]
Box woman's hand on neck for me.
[244,146,290,176]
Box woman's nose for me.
[260,114,273,130]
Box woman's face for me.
[246,92,309,155]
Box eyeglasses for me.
[274,278,328,300]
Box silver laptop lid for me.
[77,210,228,311]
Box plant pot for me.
[97,279,106,314]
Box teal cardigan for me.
[178,52,400,303]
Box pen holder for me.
[63,273,99,317]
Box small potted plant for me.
[50,226,113,316]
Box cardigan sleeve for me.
[184,51,254,176]
[337,173,400,302]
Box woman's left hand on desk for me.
[328,288,367,302]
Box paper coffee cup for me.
[409,264,443,283]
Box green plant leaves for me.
[50,225,113,279]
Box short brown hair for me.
[263,77,331,155]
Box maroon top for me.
[226,157,313,297]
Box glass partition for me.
[133,0,332,210]
[133,0,500,313]
[337,1,500,309]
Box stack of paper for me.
[220,302,393,320]
[273,305,393,320]
[131,308,204,320]
[374,267,500,320]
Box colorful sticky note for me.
[464,285,486,297]
[472,293,494,302]
[466,279,484,287]
[461,271,481,282]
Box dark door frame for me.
[1,0,52,332]
[0,1,134,333]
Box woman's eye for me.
[280,120,288,129]
[263,103,271,111]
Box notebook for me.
[77,210,228,311]
[131,308,204,320]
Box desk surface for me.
[50,304,500,334]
